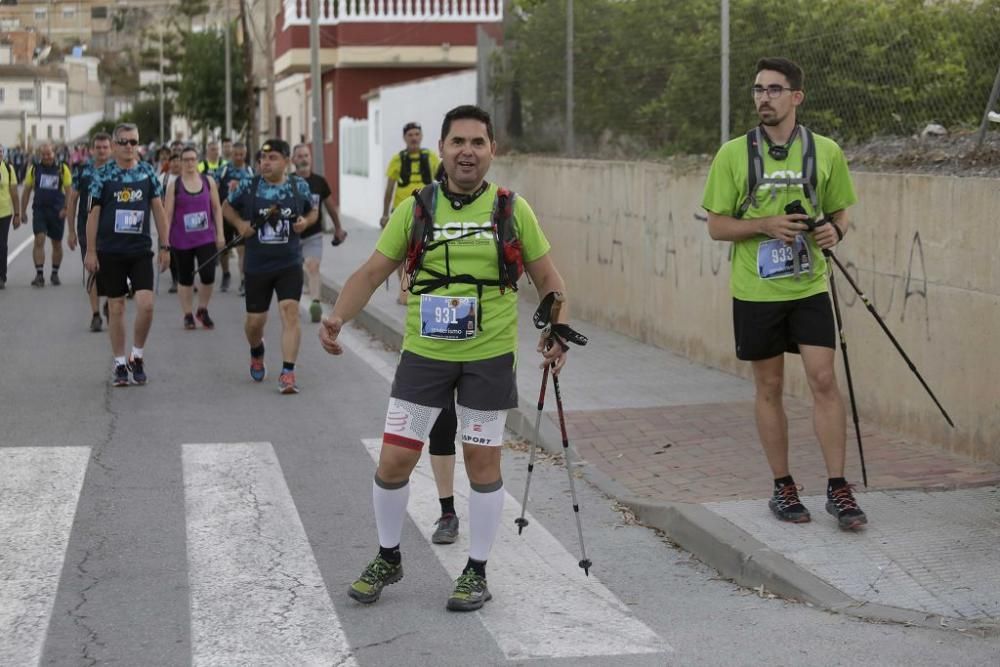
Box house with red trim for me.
[273,0,504,205]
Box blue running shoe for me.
[128,356,147,385]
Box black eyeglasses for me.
[116,139,140,146]
[751,85,797,99]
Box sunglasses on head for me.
[116,139,140,146]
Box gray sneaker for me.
[432,513,459,544]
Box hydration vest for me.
[404,182,524,331]
[736,124,820,219]
[397,150,433,188]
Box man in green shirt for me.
[381,122,442,304]
[320,105,573,611]
[703,57,867,530]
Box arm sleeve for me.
[701,142,742,216]
[819,144,858,213]
[514,196,551,263]
[385,153,401,181]
[374,197,413,262]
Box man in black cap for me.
[222,139,318,394]
[380,122,441,304]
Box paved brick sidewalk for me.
[567,400,1000,504]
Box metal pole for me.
[158,21,164,144]
[720,0,730,144]
[310,0,325,174]
[225,0,233,142]
[565,0,574,156]
[975,60,1000,150]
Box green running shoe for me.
[348,554,403,604]
[446,568,492,612]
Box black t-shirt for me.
[299,172,331,239]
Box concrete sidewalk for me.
[315,217,1000,635]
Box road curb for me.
[319,273,1000,638]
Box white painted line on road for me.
[361,438,670,660]
[182,442,357,667]
[0,446,91,667]
[6,236,33,265]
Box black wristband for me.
[159,245,170,251]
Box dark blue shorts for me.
[32,209,66,241]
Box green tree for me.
[176,27,246,136]
[119,98,175,144]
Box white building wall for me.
[68,111,106,142]
[377,69,476,172]
[338,69,477,226]
[275,74,307,146]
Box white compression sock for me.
[468,481,505,562]
[373,476,410,549]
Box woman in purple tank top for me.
[164,146,224,329]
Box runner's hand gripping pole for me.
[515,292,593,576]
[201,205,273,270]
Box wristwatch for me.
[159,244,171,251]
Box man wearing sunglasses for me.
[702,57,866,531]
[84,123,170,387]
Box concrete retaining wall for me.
[492,156,1000,464]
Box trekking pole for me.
[824,253,868,486]
[514,294,565,535]
[825,249,954,428]
[513,361,549,535]
[524,292,591,575]
[551,369,592,576]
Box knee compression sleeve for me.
[458,405,508,448]
[383,398,442,451]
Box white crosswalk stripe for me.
[0,446,91,667]
[182,442,358,667]
[361,437,671,660]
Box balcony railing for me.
[283,0,503,26]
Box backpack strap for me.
[404,183,438,286]
[397,150,410,187]
[493,186,522,294]
[418,150,432,185]
[738,124,820,219]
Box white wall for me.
[338,69,477,226]
[377,69,477,172]
[68,111,105,142]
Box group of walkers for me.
[2,56,871,616]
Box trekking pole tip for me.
[579,559,592,576]
[514,517,529,534]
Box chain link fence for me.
[493,0,1000,168]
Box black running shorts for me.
[733,292,836,361]
[96,252,154,298]
[173,243,217,287]
[244,265,303,313]
[391,351,518,412]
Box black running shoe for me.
[220,273,231,292]
[446,568,492,611]
[196,308,214,329]
[348,554,403,604]
[184,313,196,330]
[31,274,44,287]
[769,483,811,523]
[89,313,102,332]
[50,272,61,286]
[112,363,129,387]
[826,484,868,530]
[128,356,147,385]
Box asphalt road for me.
[1,224,997,666]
